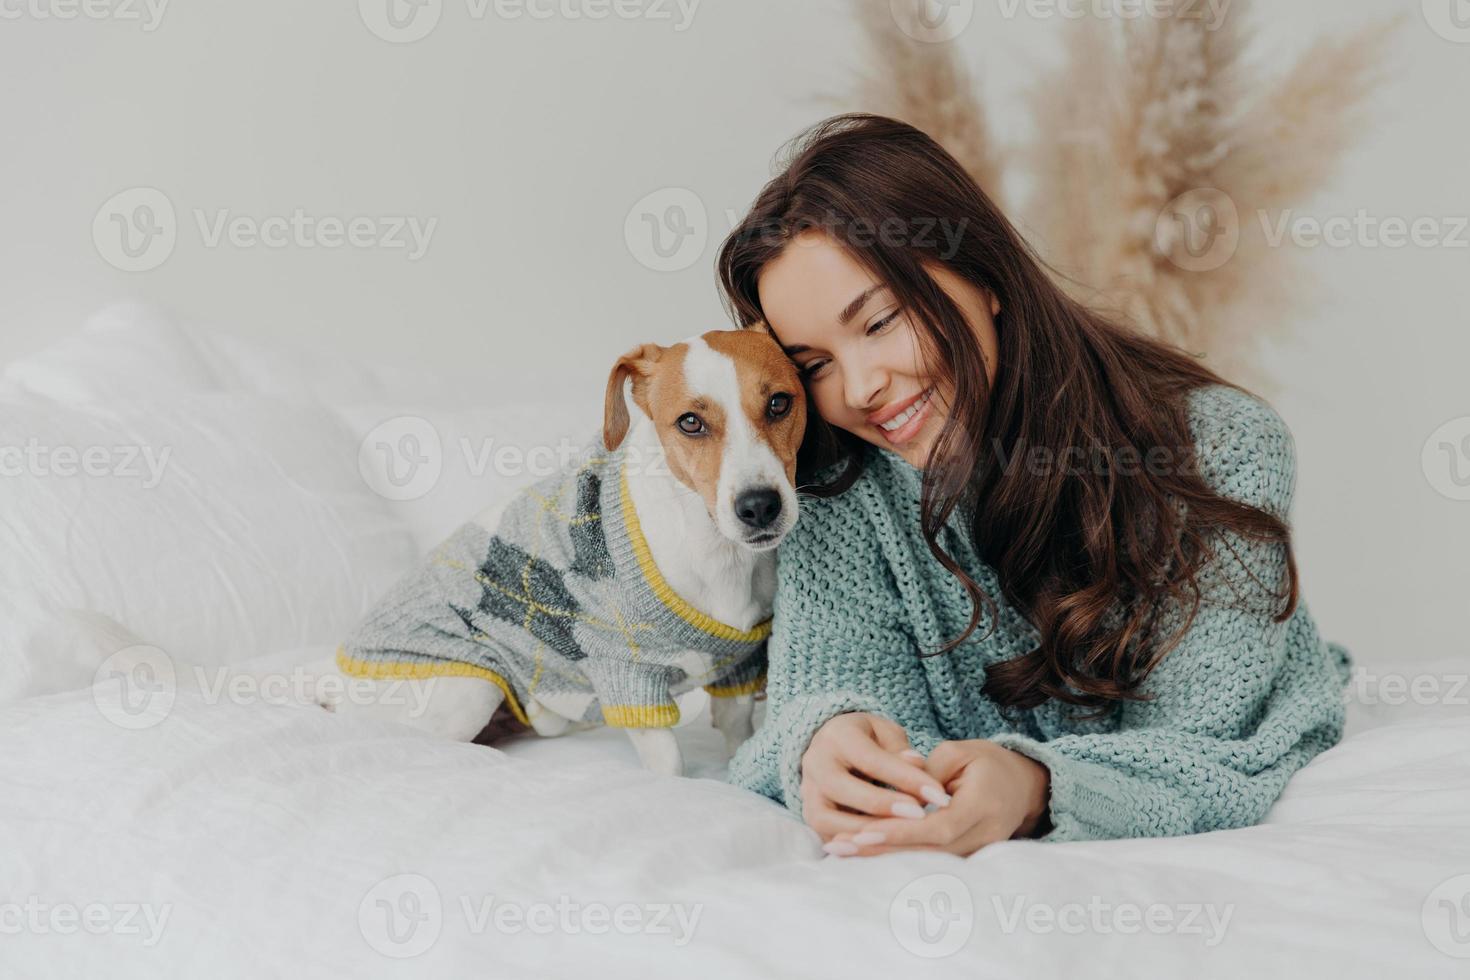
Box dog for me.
[317,328,806,777]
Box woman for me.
[716,113,1352,858]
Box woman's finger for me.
[921,739,980,787]
[828,807,1010,857]
[805,795,891,840]
[843,737,952,810]
[868,716,926,766]
[828,818,1009,858]
[821,768,930,820]
[823,836,947,857]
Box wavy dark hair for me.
[715,113,1297,713]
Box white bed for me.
[3,306,1467,979]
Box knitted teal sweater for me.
[726,384,1352,843]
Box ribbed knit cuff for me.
[583,660,680,729]
[704,646,768,698]
[986,733,1135,843]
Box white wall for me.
[2,0,1466,670]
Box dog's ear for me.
[603,343,664,451]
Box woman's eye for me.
[866,310,900,336]
[767,392,792,419]
[798,360,827,380]
[676,413,705,435]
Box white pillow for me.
[0,303,230,402]
[0,390,419,672]
[334,397,603,552]
[0,301,483,409]
[0,589,146,703]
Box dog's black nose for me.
[734,488,783,530]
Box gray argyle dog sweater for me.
[337,430,770,733]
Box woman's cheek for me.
[814,386,850,427]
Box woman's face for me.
[757,230,999,470]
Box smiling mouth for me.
[745,532,782,547]
[874,386,936,445]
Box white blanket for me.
[3,646,1469,979]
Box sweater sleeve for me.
[725,488,942,821]
[989,390,1351,842]
[703,643,768,698]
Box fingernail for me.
[823,840,859,856]
[891,800,926,819]
[851,831,886,846]
[919,785,951,807]
[900,749,925,761]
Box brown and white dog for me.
[319,328,806,776]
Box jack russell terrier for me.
[319,328,806,777]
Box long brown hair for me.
[716,113,1297,713]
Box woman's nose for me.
[843,356,888,415]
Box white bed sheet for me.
[2,643,1468,980]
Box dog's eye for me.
[767,393,792,419]
[676,413,705,435]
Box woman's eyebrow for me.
[839,284,885,325]
[778,284,888,356]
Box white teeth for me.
[879,388,932,432]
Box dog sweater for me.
[337,431,770,733]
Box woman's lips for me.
[875,386,935,446]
